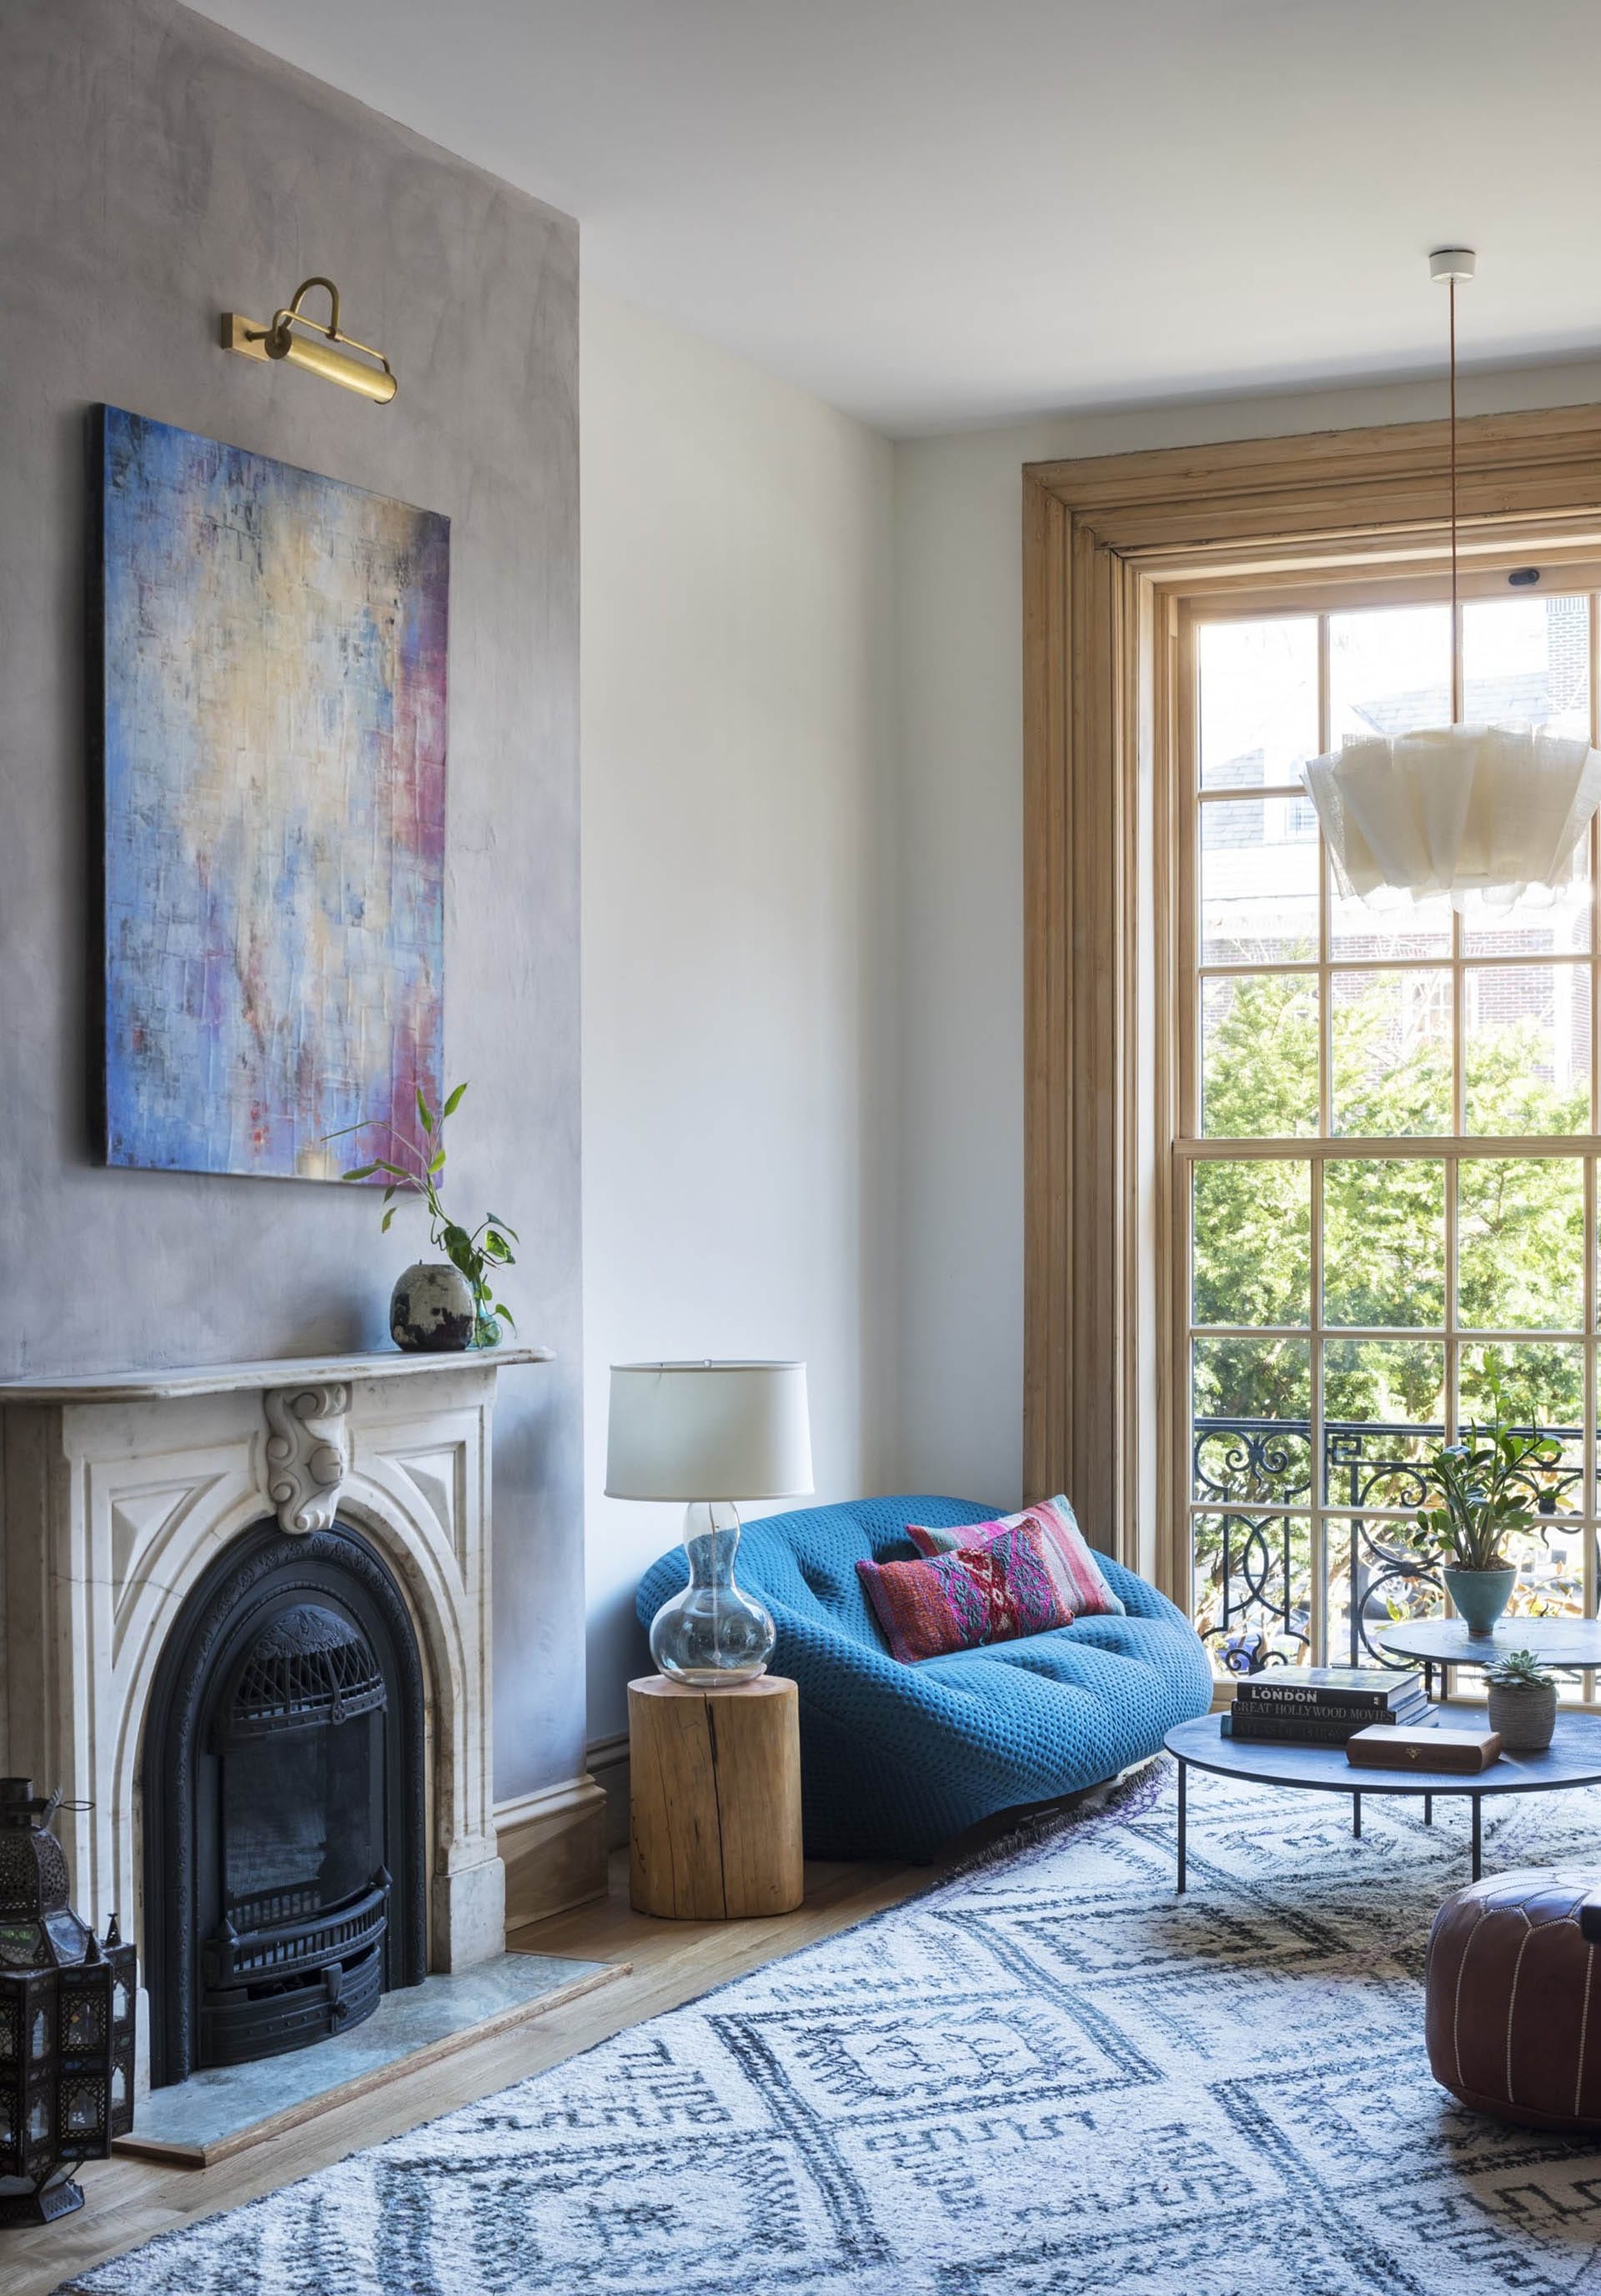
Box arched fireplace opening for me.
[141,1521,427,2088]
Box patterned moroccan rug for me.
[60,1764,1601,2295]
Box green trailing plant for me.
[1483,1647,1557,1692]
[325,1083,517,1347]
[1403,1385,1561,1573]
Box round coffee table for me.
[1163,1706,1601,1892]
[1376,1618,1601,1699]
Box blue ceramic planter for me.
[1442,1563,1517,1637]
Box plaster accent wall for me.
[891,356,1601,1521]
[580,287,896,1744]
[0,0,583,1801]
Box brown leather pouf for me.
[1426,1869,1601,2128]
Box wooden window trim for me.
[1022,400,1601,1587]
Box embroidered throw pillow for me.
[906,1496,1126,1619]
[856,1524,1072,1665]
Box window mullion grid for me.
[1187,594,1601,1684]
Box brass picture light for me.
[221,276,397,404]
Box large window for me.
[1184,589,1599,1674]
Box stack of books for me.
[1222,1666,1433,1744]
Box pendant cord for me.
[1449,276,1462,722]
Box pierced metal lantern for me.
[0,1778,136,2226]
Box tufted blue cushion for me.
[635,1494,1213,1860]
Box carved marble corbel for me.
[262,1383,351,1534]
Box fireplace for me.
[141,1522,427,2088]
[0,1350,547,2097]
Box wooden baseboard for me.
[586,1730,631,1853]
[497,1773,610,1932]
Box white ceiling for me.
[194,0,1601,437]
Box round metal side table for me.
[1375,1617,1601,1702]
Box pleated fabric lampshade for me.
[1303,723,1601,910]
[1302,248,1601,912]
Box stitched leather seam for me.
[1578,1932,1596,2119]
[1506,1928,1535,2106]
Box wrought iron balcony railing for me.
[1192,1415,1586,1668]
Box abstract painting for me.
[98,406,448,1179]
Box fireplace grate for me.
[223,1603,386,1738]
[203,1873,390,1991]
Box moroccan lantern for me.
[0,1778,136,2226]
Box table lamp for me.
[606,1361,813,1686]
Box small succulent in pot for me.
[1483,1646,1558,1753]
[325,1083,518,1351]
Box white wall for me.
[892,357,1601,1523]
[580,287,896,1746]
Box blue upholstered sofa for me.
[635,1494,1212,1860]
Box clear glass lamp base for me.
[650,1502,776,1687]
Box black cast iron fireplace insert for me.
[142,1523,426,2088]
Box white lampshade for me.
[1303,724,1601,908]
[605,1361,814,1501]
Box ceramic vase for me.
[1486,1679,1558,1752]
[390,1261,475,1352]
[1441,1563,1517,1637]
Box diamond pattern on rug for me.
[58,1766,1601,2296]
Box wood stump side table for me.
[627,1674,804,1920]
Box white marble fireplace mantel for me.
[0,1345,553,1405]
[0,1346,550,2088]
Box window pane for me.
[1200,798,1318,963]
[1192,1337,1312,1496]
[1458,1161,1584,1331]
[1463,964,1591,1134]
[1329,604,1451,744]
[1198,616,1319,790]
[1463,594,1591,741]
[1504,1521,1588,1627]
[1192,1512,1312,1670]
[1462,845,1590,958]
[1325,1515,1443,1672]
[1329,875,1452,961]
[1331,970,1451,1135]
[1202,976,1317,1136]
[1192,1161,1310,1326]
[1323,1341,1444,1505]
[1322,1161,1445,1327]
[1458,1346,1585,1571]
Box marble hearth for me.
[0,1347,550,2092]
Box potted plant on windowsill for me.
[1404,1389,1560,1636]
[1484,1647,1559,1752]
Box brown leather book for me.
[1346,1724,1502,1773]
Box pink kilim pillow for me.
[906,1496,1125,1619]
[856,1523,1072,1665]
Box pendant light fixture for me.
[1302,249,1601,910]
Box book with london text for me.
[1232,1667,1423,1715]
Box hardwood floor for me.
[7,1850,925,2296]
